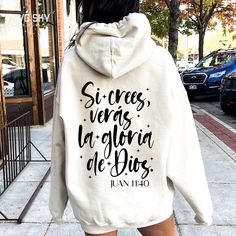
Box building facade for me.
[0,0,81,125]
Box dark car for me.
[181,49,236,98]
[220,71,236,114]
[3,68,51,96]
[3,69,29,96]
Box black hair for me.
[66,0,139,49]
[82,0,140,23]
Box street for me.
[191,95,236,130]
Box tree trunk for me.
[198,28,206,61]
[168,0,180,62]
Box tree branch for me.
[189,15,199,27]
[203,3,217,28]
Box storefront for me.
[0,0,65,125]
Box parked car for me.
[181,49,236,98]
[219,71,236,114]
[3,69,29,96]
[3,68,51,96]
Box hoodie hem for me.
[80,210,174,234]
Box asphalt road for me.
[191,95,236,130]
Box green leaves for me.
[140,1,169,38]
[141,0,236,60]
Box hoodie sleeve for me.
[166,53,213,225]
[49,72,68,223]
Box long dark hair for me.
[82,0,140,23]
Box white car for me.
[4,80,14,97]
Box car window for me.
[2,58,17,66]
[2,58,9,64]
[197,52,236,68]
[197,56,213,67]
[3,71,14,82]
[214,53,236,66]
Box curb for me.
[195,120,236,163]
[191,104,236,134]
[191,104,236,154]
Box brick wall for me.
[56,0,65,65]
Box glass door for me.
[38,0,57,94]
[0,0,30,98]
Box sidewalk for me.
[0,106,236,236]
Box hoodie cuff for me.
[194,214,213,226]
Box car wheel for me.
[221,103,232,114]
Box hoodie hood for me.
[75,13,155,79]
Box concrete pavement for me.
[0,105,236,236]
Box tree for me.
[164,0,181,62]
[141,0,236,62]
[140,1,169,39]
[141,0,181,62]
[181,0,236,60]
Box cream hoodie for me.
[49,13,213,234]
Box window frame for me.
[37,0,59,95]
[0,0,31,98]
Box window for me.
[0,0,21,11]
[197,51,236,68]
[0,9,30,97]
[38,0,57,94]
